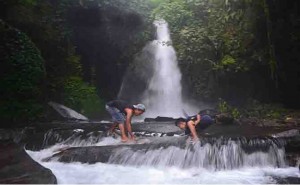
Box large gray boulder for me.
[0,141,57,184]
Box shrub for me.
[63,76,105,119]
[0,20,45,124]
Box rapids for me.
[26,134,300,184]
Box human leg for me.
[118,123,128,142]
[105,105,125,132]
[108,122,118,134]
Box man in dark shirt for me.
[175,114,214,141]
[105,100,146,142]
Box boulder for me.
[199,109,220,118]
[43,136,295,165]
[272,129,299,138]
[0,141,57,184]
[43,136,187,163]
[144,117,177,122]
[274,176,300,184]
[215,113,235,125]
[144,118,155,122]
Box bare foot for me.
[121,137,129,142]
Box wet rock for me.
[262,119,285,127]
[285,136,300,153]
[284,135,300,167]
[285,153,300,167]
[199,109,220,118]
[144,118,155,122]
[274,176,300,184]
[43,136,290,165]
[272,129,299,138]
[0,128,35,144]
[239,117,263,126]
[144,117,177,122]
[215,113,235,125]
[25,129,108,151]
[24,122,183,150]
[0,141,57,184]
[43,137,186,163]
[283,117,300,126]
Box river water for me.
[26,136,299,184]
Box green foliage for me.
[63,77,105,119]
[0,20,45,123]
[0,0,83,100]
[149,0,164,7]
[20,0,37,6]
[218,99,230,113]
[0,1,101,123]
[242,100,287,119]
[217,99,241,119]
[152,0,272,99]
[152,0,193,30]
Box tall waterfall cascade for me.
[118,19,199,118]
[142,20,184,118]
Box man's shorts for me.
[105,105,126,124]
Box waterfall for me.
[142,20,184,118]
[118,19,199,118]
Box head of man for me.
[133,104,146,116]
[175,118,187,130]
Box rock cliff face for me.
[0,141,57,184]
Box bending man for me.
[175,113,214,141]
[105,100,145,142]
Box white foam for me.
[27,160,300,184]
[26,137,300,184]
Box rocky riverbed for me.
[0,119,300,184]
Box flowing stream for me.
[26,132,300,184]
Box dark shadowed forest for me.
[1,0,299,125]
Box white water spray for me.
[26,135,300,184]
[142,20,184,118]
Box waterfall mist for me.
[118,19,198,118]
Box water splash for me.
[108,138,286,170]
[26,136,299,184]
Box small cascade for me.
[26,135,300,184]
[108,137,286,170]
[41,129,107,149]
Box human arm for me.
[187,120,199,140]
[194,114,201,126]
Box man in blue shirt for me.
[175,113,214,140]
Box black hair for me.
[175,118,186,126]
